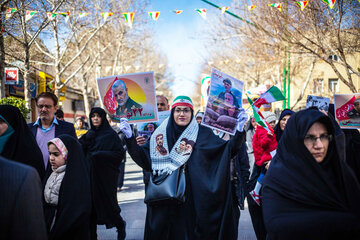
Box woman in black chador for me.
[0,104,45,179]
[120,96,248,240]
[80,107,126,240]
[43,135,91,240]
[262,108,360,239]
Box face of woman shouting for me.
[173,107,191,126]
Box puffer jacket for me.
[44,165,66,205]
[252,126,277,167]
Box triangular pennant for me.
[268,3,282,12]
[79,13,89,18]
[220,7,230,14]
[60,12,70,23]
[296,1,309,11]
[6,8,17,19]
[195,8,207,19]
[47,12,58,20]
[25,10,36,22]
[322,0,336,9]
[173,9,183,14]
[148,11,160,21]
[123,12,135,28]
[101,12,113,22]
[248,5,256,11]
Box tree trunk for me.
[82,84,90,118]
[23,44,31,109]
[0,14,5,99]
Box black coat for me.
[79,107,125,228]
[126,118,245,240]
[262,108,360,239]
[0,105,45,179]
[0,157,47,240]
[43,135,92,240]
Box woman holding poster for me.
[120,96,248,240]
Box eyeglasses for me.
[37,104,53,109]
[304,134,332,145]
[174,108,191,114]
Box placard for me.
[306,95,330,112]
[97,72,157,123]
[5,67,19,85]
[334,93,360,129]
[202,68,244,135]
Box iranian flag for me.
[79,13,89,18]
[148,11,160,21]
[25,11,36,22]
[173,10,183,14]
[248,96,274,134]
[101,12,113,22]
[220,7,230,14]
[195,8,207,19]
[322,0,336,9]
[254,86,285,108]
[296,1,309,11]
[6,8,17,19]
[60,12,70,23]
[269,3,282,11]
[47,12,58,20]
[123,12,135,28]
[248,5,256,11]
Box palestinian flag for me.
[173,9,183,14]
[79,13,89,18]
[123,12,135,28]
[220,7,230,14]
[47,12,58,20]
[148,11,160,21]
[296,1,309,11]
[322,0,336,9]
[248,96,274,134]
[6,8,17,19]
[101,12,113,22]
[254,86,285,108]
[248,5,256,11]
[195,8,207,19]
[269,3,282,11]
[60,12,70,23]
[25,11,36,22]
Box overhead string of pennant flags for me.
[4,0,356,28]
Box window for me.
[328,78,339,93]
[313,79,323,93]
[329,55,339,62]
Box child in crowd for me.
[43,135,91,240]
[250,111,278,206]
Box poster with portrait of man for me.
[334,93,360,129]
[97,72,157,123]
[202,68,244,135]
[306,95,330,112]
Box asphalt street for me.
[97,156,257,240]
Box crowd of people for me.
[0,91,360,240]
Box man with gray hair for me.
[347,98,360,119]
[112,79,141,116]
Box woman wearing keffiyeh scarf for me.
[121,96,248,240]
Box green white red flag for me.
[248,5,256,11]
[123,12,135,28]
[60,12,70,23]
[47,12,58,20]
[322,0,336,9]
[173,9,183,14]
[269,3,282,11]
[25,10,36,22]
[254,86,285,108]
[148,11,160,21]
[195,8,207,19]
[220,7,230,14]
[6,8,17,19]
[101,12,113,22]
[248,96,274,134]
[296,1,309,11]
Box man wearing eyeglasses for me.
[112,79,142,116]
[347,98,360,119]
[28,92,76,170]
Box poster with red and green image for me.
[334,93,360,129]
[97,72,157,123]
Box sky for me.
[148,0,233,97]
